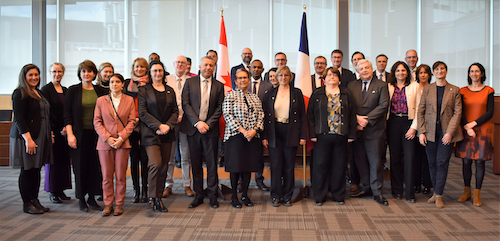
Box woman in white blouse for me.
[222,69,264,208]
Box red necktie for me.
[320,76,325,86]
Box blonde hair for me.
[97,62,114,85]
[130,58,149,77]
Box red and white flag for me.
[216,13,232,93]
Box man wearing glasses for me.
[311,56,327,90]
[164,55,195,198]
[264,52,295,86]
[230,48,253,89]
[405,49,419,81]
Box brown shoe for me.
[185,186,195,197]
[473,189,482,207]
[114,205,123,216]
[350,184,359,192]
[162,186,172,198]
[102,205,113,217]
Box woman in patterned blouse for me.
[386,61,420,203]
[222,69,264,208]
[307,67,356,206]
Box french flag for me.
[295,9,312,107]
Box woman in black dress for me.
[10,64,53,214]
[41,63,72,203]
[222,69,264,208]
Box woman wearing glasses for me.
[262,66,306,207]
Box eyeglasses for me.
[314,62,326,65]
[275,59,287,62]
[174,61,186,65]
[51,71,63,74]
[278,74,290,78]
[236,77,249,80]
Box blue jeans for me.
[425,125,453,195]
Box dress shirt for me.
[197,76,212,123]
[166,73,187,116]
[375,70,386,82]
[250,77,261,94]
[361,79,372,91]
[314,73,323,88]
[410,67,416,82]
[355,72,360,80]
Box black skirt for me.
[224,134,262,173]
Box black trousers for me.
[72,129,102,199]
[145,143,172,198]
[129,131,148,190]
[188,132,219,199]
[353,134,384,196]
[414,141,432,188]
[312,134,348,202]
[269,123,296,200]
[387,115,416,200]
[19,167,41,203]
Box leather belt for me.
[276,118,289,123]
[392,113,409,117]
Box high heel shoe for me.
[231,199,242,209]
[241,196,253,207]
[58,191,71,200]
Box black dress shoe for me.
[49,193,62,203]
[256,181,270,191]
[334,200,345,205]
[315,201,323,206]
[79,199,88,212]
[58,191,71,200]
[141,186,149,203]
[406,198,416,203]
[422,187,430,194]
[271,198,280,207]
[231,199,242,209]
[147,198,155,211]
[96,195,103,201]
[132,189,140,203]
[155,198,168,212]
[241,196,253,207]
[23,202,43,214]
[209,196,219,209]
[87,197,103,211]
[350,190,371,198]
[188,197,203,208]
[392,193,402,200]
[32,199,49,212]
[374,195,389,206]
[284,199,292,207]
[414,186,421,193]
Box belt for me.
[392,113,408,117]
[276,118,289,123]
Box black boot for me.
[141,186,148,203]
[79,198,88,212]
[23,201,43,214]
[147,198,155,211]
[155,198,168,212]
[132,188,140,203]
[32,199,49,212]
[87,195,103,211]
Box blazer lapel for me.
[440,83,451,115]
[146,85,160,117]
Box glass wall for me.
[273,0,337,70]
[421,0,490,88]
[0,1,32,95]
[349,0,418,73]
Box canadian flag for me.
[217,11,231,139]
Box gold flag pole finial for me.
[220,8,223,16]
[303,5,306,11]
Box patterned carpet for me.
[0,156,498,241]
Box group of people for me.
[10,48,493,216]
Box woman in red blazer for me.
[94,74,136,216]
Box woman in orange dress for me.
[455,63,494,207]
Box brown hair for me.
[17,64,41,100]
[77,60,98,81]
[130,58,149,77]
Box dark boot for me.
[147,198,155,211]
[87,195,103,211]
[141,186,148,203]
[24,201,43,214]
[32,199,49,212]
[155,198,168,212]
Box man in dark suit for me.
[203,50,218,79]
[181,56,225,209]
[230,48,253,89]
[372,54,389,82]
[311,56,327,90]
[351,51,365,79]
[331,49,356,89]
[347,59,390,206]
[264,52,295,86]
[247,59,273,191]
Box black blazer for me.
[41,82,67,134]
[138,83,179,146]
[230,63,245,89]
[180,76,225,137]
[262,87,307,148]
[63,83,108,140]
[347,78,389,140]
[10,88,45,139]
[340,67,356,90]
[307,86,356,140]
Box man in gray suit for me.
[347,59,390,206]
[181,56,225,209]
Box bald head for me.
[405,49,418,69]
[241,48,253,65]
[173,55,187,76]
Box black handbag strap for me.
[109,94,126,128]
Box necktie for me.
[379,73,383,81]
[362,81,367,99]
[253,81,257,94]
[320,76,325,86]
[199,79,209,121]
[177,78,182,92]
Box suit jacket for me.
[307,86,356,140]
[310,74,323,90]
[180,76,225,137]
[417,83,463,143]
[340,67,356,90]
[261,87,307,148]
[138,83,179,146]
[93,95,136,150]
[373,70,389,82]
[63,83,108,140]
[230,63,246,89]
[41,82,67,134]
[387,80,419,130]
[255,79,273,101]
[9,88,45,139]
[347,78,390,139]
